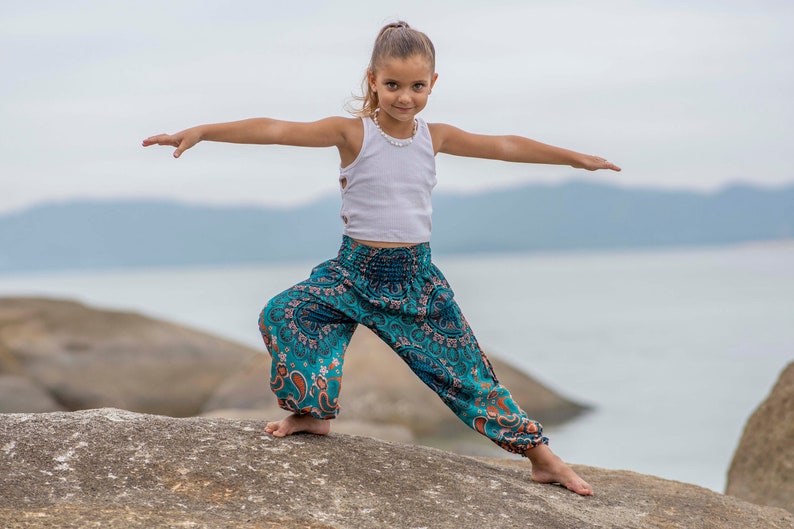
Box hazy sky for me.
[2,1,793,213]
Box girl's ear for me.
[367,69,377,92]
[429,72,439,94]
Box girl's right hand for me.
[572,153,622,172]
[141,128,202,158]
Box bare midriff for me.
[353,238,421,248]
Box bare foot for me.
[264,413,331,438]
[525,444,594,496]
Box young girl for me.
[143,21,620,497]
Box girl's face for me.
[368,54,438,127]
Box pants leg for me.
[258,260,357,419]
[368,263,549,455]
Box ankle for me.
[525,444,559,466]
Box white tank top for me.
[339,116,437,243]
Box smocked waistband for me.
[336,236,431,279]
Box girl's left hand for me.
[574,155,622,172]
[142,128,202,158]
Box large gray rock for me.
[1,409,791,529]
[727,361,794,514]
[0,374,66,412]
[204,325,587,444]
[0,297,255,416]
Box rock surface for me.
[727,361,794,514]
[1,409,791,529]
[0,297,254,416]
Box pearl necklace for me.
[372,109,417,147]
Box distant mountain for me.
[1,181,792,273]
[432,181,794,254]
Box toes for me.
[264,421,285,436]
[565,478,594,496]
[275,422,295,437]
[263,415,330,437]
[573,484,594,496]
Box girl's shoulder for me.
[426,121,459,139]
[326,115,365,138]
[426,121,458,154]
[426,121,453,133]
[333,116,365,167]
[302,116,363,149]
[336,115,365,140]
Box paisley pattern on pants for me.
[259,236,549,455]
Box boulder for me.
[1,409,791,529]
[0,297,255,416]
[726,361,794,514]
[0,375,66,413]
[203,325,588,447]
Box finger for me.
[142,134,165,146]
[590,155,621,172]
[599,158,621,172]
[142,134,177,147]
[173,140,190,158]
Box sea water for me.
[1,241,791,492]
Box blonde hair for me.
[352,21,436,117]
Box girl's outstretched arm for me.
[429,123,621,172]
[142,117,356,158]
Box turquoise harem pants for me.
[258,236,549,455]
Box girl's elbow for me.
[498,136,523,162]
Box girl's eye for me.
[386,82,398,90]
[413,83,426,91]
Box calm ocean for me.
[1,241,792,492]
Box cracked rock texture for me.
[1,409,792,529]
